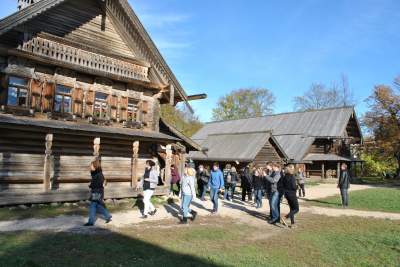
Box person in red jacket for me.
[170,164,181,196]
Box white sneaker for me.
[230,199,233,202]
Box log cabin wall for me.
[253,139,283,166]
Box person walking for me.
[224,166,239,202]
[222,164,232,200]
[263,162,273,220]
[253,168,263,209]
[240,165,253,201]
[207,162,224,213]
[84,161,112,226]
[178,167,197,224]
[170,164,181,196]
[265,162,283,224]
[200,166,211,201]
[196,165,205,198]
[136,160,158,219]
[337,163,350,206]
[281,165,299,228]
[297,167,306,197]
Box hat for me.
[146,160,155,167]
[188,162,195,169]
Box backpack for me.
[227,172,232,183]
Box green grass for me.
[0,196,178,221]
[0,214,399,266]
[303,187,400,213]
[360,177,400,186]
[305,181,324,186]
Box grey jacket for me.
[179,174,197,201]
[297,172,306,184]
[265,171,282,194]
[137,168,158,189]
[339,169,350,189]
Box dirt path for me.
[0,183,398,232]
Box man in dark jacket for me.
[241,165,253,201]
[337,163,350,206]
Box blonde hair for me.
[285,164,295,174]
[231,166,236,172]
[225,164,231,169]
[186,167,194,176]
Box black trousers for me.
[242,188,253,201]
[298,184,305,196]
[285,193,299,224]
[197,181,203,197]
[340,188,349,206]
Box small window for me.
[53,85,72,113]
[94,93,108,118]
[7,77,29,107]
[127,99,139,121]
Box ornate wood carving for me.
[5,56,36,79]
[132,141,139,188]
[93,137,100,161]
[44,133,53,191]
[20,36,150,82]
[164,143,172,186]
[49,67,78,88]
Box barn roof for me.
[273,135,315,161]
[191,106,359,143]
[188,131,288,161]
[303,153,364,162]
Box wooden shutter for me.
[142,101,148,113]
[0,73,9,106]
[110,95,117,108]
[42,82,54,112]
[120,97,127,121]
[85,90,94,117]
[110,95,117,120]
[31,80,42,111]
[73,88,83,116]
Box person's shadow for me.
[163,198,182,220]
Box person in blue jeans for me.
[200,165,211,201]
[253,168,263,208]
[265,162,283,224]
[84,161,112,226]
[207,162,224,213]
[178,167,197,224]
[224,166,239,201]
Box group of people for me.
[84,159,351,228]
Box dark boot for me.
[190,210,198,221]
[179,217,188,225]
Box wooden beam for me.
[321,163,325,179]
[44,133,53,191]
[337,162,340,179]
[164,144,172,187]
[159,94,207,104]
[93,137,100,162]
[170,84,174,106]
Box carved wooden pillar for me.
[44,134,53,191]
[164,144,172,186]
[93,137,100,161]
[132,141,139,188]
[321,163,325,179]
[337,162,340,179]
[180,146,186,175]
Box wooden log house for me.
[188,107,364,179]
[0,0,204,206]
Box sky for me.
[2,0,400,122]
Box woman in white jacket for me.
[179,166,197,224]
[136,160,158,219]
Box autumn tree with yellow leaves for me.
[361,73,400,175]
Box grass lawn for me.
[0,214,399,267]
[361,177,400,186]
[305,181,324,186]
[302,187,400,213]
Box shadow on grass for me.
[0,227,223,267]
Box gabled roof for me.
[188,131,288,161]
[159,118,202,152]
[0,0,193,112]
[191,106,361,143]
[274,135,315,161]
[303,153,364,162]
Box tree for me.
[211,86,275,121]
[361,74,400,175]
[160,103,204,138]
[292,73,358,111]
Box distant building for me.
[188,106,364,178]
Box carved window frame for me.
[7,76,31,108]
[127,98,141,122]
[94,93,109,119]
[53,85,73,114]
